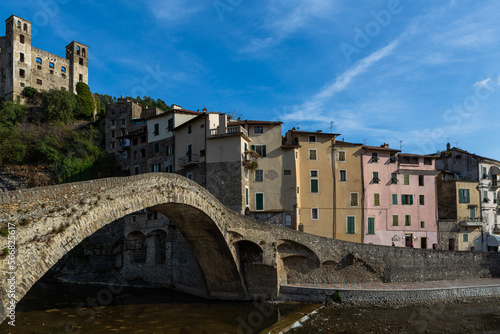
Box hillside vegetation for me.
[0,84,122,185]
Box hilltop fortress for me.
[0,14,88,101]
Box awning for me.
[492,166,500,175]
[487,234,500,247]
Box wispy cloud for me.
[238,0,339,54]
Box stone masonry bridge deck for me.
[0,173,499,323]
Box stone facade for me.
[0,15,88,101]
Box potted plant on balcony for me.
[245,149,260,159]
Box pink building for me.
[362,145,438,249]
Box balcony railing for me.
[459,217,487,227]
[210,125,248,137]
[178,153,200,167]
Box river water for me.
[0,279,302,334]
[3,279,500,333]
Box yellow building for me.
[284,129,339,238]
[333,140,364,243]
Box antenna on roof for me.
[399,140,404,150]
[330,121,334,133]
[363,139,367,145]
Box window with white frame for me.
[244,167,248,180]
[309,149,317,160]
[338,150,346,162]
[311,208,318,220]
[255,169,264,182]
[309,135,316,143]
[251,145,266,157]
[310,170,319,193]
[339,170,347,181]
[350,192,358,206]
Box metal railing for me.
[178,153,200,167]
[209,125,248,137]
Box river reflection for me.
[1,279,302,334]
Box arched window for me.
[17,20,21,28]
[82,48,86,57]
[49,62,55,69]
[76,45,80,55]
[20,35,24,44]
[61,66,66,73]
[36,57,42,64]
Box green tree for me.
[75,82,95,119]
[0,101,26,128]
[43,90,77,123]
[0,126,27,164]
[22,86,38,98]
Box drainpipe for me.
[332,138,336,239]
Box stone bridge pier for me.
[1,173,500,324]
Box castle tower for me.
[1,15,32,101]
[66,41,89,93]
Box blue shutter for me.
[410,195,413,205]
[262,145,267,157]
[402,195,406,205]
[251,145,255,151]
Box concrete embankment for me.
[279,278,500,305]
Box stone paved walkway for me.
[282,278,500,291]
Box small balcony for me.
[178,153,200,167]
[459,217,487,227]
[210,125,248,137]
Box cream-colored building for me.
[333,140,364,243]
[283,129,339,238]
[230,120,296,226]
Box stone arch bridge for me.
[0,173,499,323]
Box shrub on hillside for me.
[75,82,95,119]
[42,90,77,123]
[0,100,26,128]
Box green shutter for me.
[347,216,355,234]
[465,189,470,203]
[368,217,375,234]
[374,194,380,206]
[256,193,264,210]
[459,189,464,203]
[410,195,414,205]
[402,195,406,205]
[392,215,398,226]
[392,194,398,205]
[251,145,255,151]
[245,188,249,206]
[262,145,267,157]
[311,179,319,193]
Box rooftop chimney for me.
[172,104,182,110]
[381,143,389,148]
[202,107,207,112]
[316,130,322,133]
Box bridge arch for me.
[0,174,247,320]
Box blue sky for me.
[2,0,500,159]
